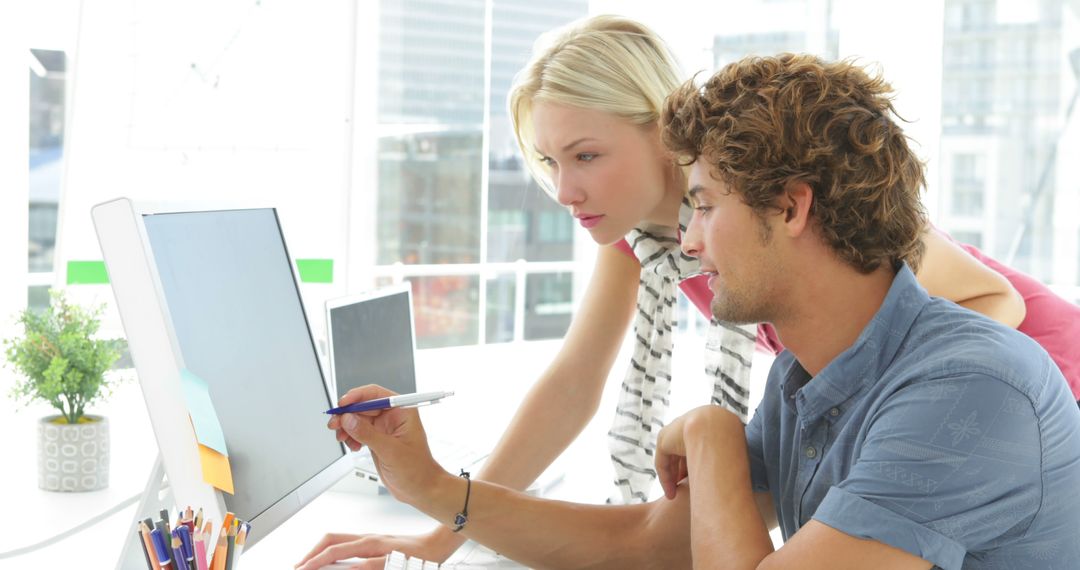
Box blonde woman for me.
[297,15,1040,570]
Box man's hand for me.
[294,528,462,570]
[655,405,744,500]
[327,384,446,506]
[655,412,691,500]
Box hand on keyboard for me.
[294,528,461,570]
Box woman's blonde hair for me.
[508,15,684,194]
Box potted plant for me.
[4,290,124,492]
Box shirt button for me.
[829,407,840,417]
[805,446,817,459]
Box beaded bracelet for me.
[451,469,471,533]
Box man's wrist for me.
[684,406,744,458]
[411,468,466,523]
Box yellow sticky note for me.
[198,443,235,495]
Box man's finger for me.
[353,557,388,570]
[296,533,360,567]
[341,413,391,450]
[295,541,355,570]
[337,535,390,558]
[338,384,399,407]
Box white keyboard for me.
[383,541,529,569]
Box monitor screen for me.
[329,290,417,399]
[143,209,344,521]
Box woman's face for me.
[530,102,678,245]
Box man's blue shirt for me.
[745,264,1080,569]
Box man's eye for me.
[695,205,712,213]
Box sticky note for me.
[66,261,110,284]
[296,259,333,283]
[179,369,229,456]
[198,443,234,495]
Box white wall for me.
[0,5,29,340]
[55,0,363,339]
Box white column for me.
[346,0,380,295]
[1052,11,1080,292]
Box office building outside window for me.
[372,0,587,348]
[28,48,67,311]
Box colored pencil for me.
[139,522,162,570]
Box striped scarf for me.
[607,199,757,503]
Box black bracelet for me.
[451,469,471,533]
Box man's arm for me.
[335,387,692,569]
[660,407,932,570]
[412,473,693,569]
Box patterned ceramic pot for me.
[37,414,110,492]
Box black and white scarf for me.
[607,199,757,503]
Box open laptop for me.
[325,284,489,488]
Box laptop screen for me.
[328,288,417,400]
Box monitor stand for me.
[116,455,172,570]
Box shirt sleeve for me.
[812,372,1042,570]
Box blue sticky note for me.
[179,369,229,456]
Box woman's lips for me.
[578,214,604,229]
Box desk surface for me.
[0,338,774,569]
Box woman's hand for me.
[294,527,463,570]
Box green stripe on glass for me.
[296,259,333,283]
[66,261,110,285]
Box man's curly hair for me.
[662,53,927,273]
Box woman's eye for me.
[577,153,598,162]
[539,156,554,167]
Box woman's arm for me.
[915,229,1026,328]
[426,244,640,553]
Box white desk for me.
[0,338,775,569]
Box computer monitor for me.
[92,198,352,563]
[326,284,417,400]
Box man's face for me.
[681,162,783,325]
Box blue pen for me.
[150,528,174,568]
[325,390,454,415]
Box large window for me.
[28,48,67,311]
[370,0,588,349]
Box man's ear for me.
[781,181,814,236]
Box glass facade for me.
[28,48,66,281]
[375,0,586,348]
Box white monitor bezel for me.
[91,197,353,551]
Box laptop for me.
[325,284,489,488]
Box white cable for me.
[0,492,140,559]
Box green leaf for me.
[2,290,124,422]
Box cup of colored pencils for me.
[135,506,251,570]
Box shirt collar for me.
[782,263,930,420]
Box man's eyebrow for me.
[687,185,705,203]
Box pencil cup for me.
[38,414,110,492]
